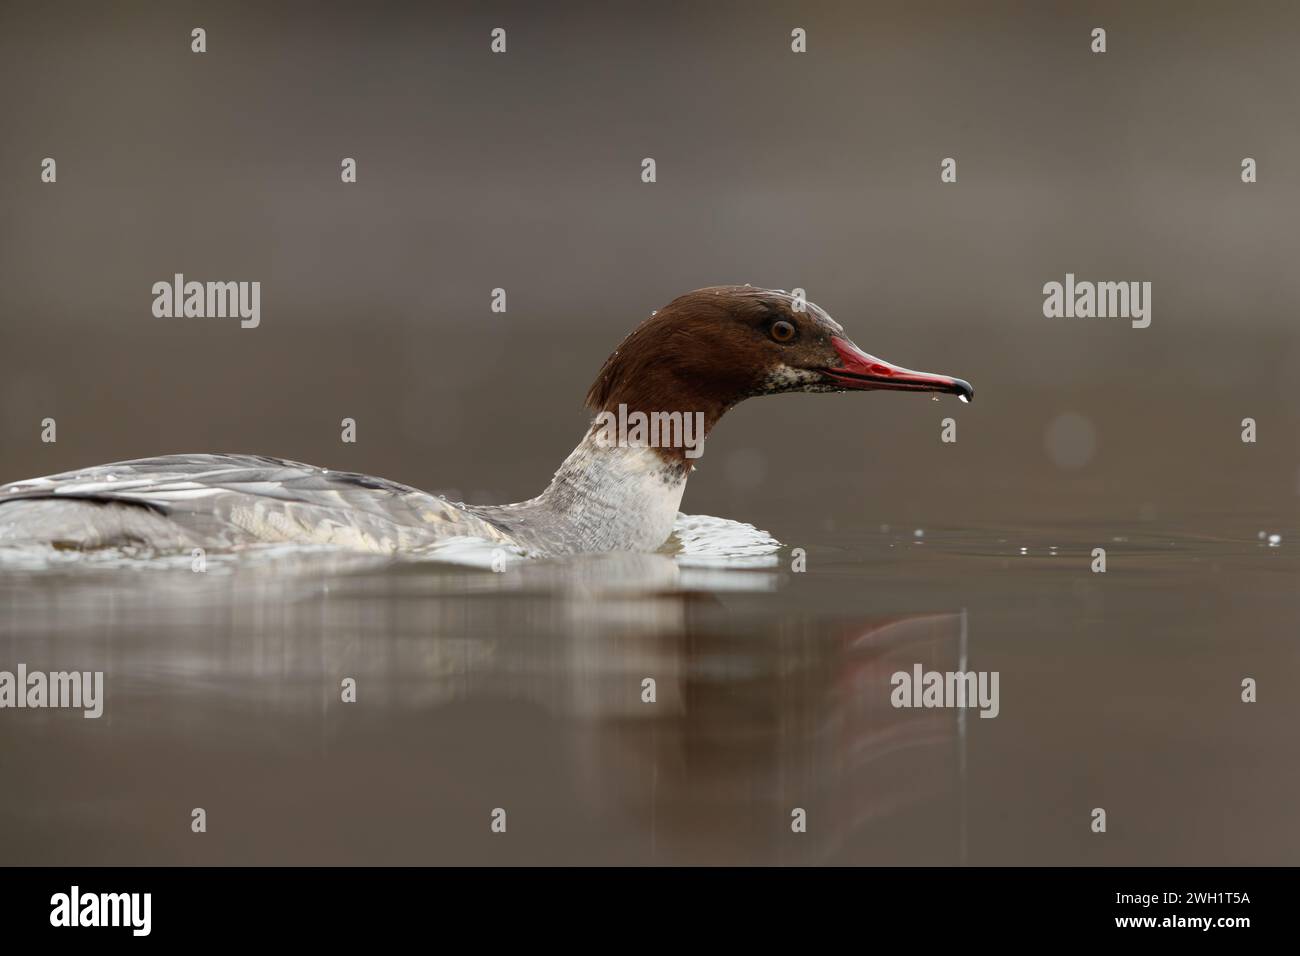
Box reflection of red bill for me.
[824,612,966,850]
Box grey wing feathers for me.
[0,454,512,553]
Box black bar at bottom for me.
[0,866,1276,941]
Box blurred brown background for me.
[2,0,1297,534]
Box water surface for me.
[2,511,1294,865]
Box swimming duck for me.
[0,287,972,557]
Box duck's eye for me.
[770,320,796,343]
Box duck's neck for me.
[476,424,694,554]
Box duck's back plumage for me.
[0,454,513,554]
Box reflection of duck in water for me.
[0,287,971,558]
[567,608,969,864]
[0,548,967,864]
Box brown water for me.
[2,512,1294,866]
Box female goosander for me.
[0,287,972,558]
